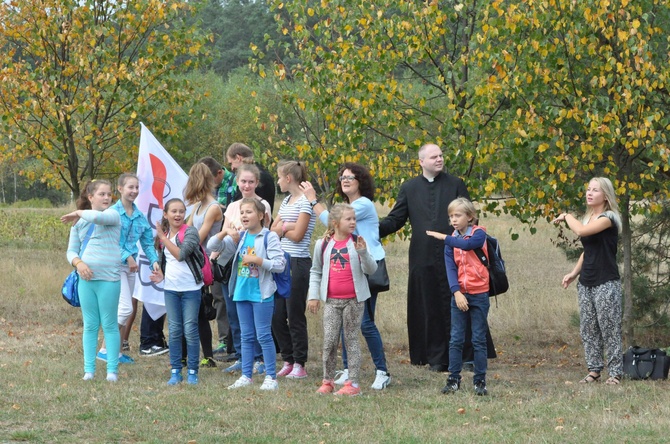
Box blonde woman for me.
[553,177,623,385]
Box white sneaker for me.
[334,369,349,385]
[260,375,278,391]
[106,372,118,383]
[228,375,252,389]
[371,370,391,390]
[82,372,94,381]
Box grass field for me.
[1,211,669,443]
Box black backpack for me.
[473,234,509,297]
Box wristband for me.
[72,259,82,268]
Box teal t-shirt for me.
[233,233,262,302]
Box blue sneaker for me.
[119,354,135,364]
[96,351,107,362]
[253,361,266,375]
[167,369,183,386]
[223,360,242,373]
[187,369,199,385]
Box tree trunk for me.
[620,192,634,346]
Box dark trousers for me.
[272,256,311,366]
[139,305,167,349]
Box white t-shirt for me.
[224,197,271,230]
[164,234,201,292]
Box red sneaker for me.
[334,380,361,396]
[316,379,335,394]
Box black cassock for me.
[380,172,496,369]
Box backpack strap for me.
[80,224,96,256]
[176,224,188,243]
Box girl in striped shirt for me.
[271,160,316,379]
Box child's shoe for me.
[260,375,278,391]
[200,357,217,368]
[121,340,130,352]
[334,380,361,396]
[106,372,118,382]
[82,372,95,381]
[253,361,266,375]
[96,351,107,362]
[441,377,460,394]
[333,369,349,385]
[228,375,252,389]
[119,354,135,364]
[223,360,242,373]
[317,379,335,394]
[276,361,293,377]
[474,380,488,396]
[286,363,307,379]
[370,370,391,390]
[187,369,199,385]
[167,369,183,386]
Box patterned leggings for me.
[322,298,364,384]
[577,280,623,377]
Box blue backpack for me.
[263,233,291,298]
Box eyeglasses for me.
[339,175,356,182]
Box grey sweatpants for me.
[577,280,623,377]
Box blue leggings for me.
[79,279,121,374]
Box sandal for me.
[605,375,622,385]
[579,372,601,383]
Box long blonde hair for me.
[584,177,622,233]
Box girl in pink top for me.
[307,204,377,396]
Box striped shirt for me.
[66,208,122,282]
[278,195,316,258]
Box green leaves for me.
[0,0,207,194]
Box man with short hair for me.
[380,144,494,371]
[225,143,276,214]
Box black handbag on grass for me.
[622,346,670,380]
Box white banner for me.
[133,123,189,320]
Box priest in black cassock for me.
[379,144,495,371]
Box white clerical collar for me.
[423,173,438,182]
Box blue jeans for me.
[449,292,490,383]
[223,284,262,360]
[164,289,201,372]
[341,291,388,373]
[236,300,276,379]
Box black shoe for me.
[200,357,217,368]
[429,364,448,373]
[441,378,460,394]
[225,353,238,362]
[474,380,488,396]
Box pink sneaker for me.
[335,380,361,396]
[286,363,307,379]
[277,361,294,377]
[316,379,335,394]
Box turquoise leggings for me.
[79,279,121,374]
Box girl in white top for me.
[270,160,316,379]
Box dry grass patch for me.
[2,213,670,443]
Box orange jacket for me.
[444,225,490,295]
